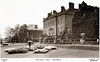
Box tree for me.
[18,24,28,43]
[0,34,2,44]
[5,26,15,42]
[14,24,20,37]
[11,24,21,43]
[4,24,28,43]
[14,24,20,33]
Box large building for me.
[43,2,77,40]
[27,24,43,41]
[43,1,99,42]
[10,24,43,43]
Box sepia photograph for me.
[0,0,99,62]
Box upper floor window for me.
[44,24,45,28]
[53,21,55,25]
[57,20,59,24]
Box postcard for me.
[0,0,99,62]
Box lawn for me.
[1,43,99,58]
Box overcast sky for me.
[0,0,100,38]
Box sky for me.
[0,0,100,38]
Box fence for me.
[41,38,99,45]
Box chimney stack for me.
[35,25,38,29]
[53,10,57,15]
[48,13,52,17]
[61,6,66,12]
[69,2,74,9]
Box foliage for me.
[4,24,28,43]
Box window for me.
[44,24,45,28]
[50,22,51,26]
[53,21,55,25]
[57,20,59,24]
[57,28,59,33]
[48,23,49,27]
[61,20,63,24]
[45,24,46,28]
[61,27,63,32]
[53,31,55,35]
[44,24,46,28]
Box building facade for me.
[43,2,77,41]
[43,1,99,42]
[27,24,43,41]
[43,2,77,39]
